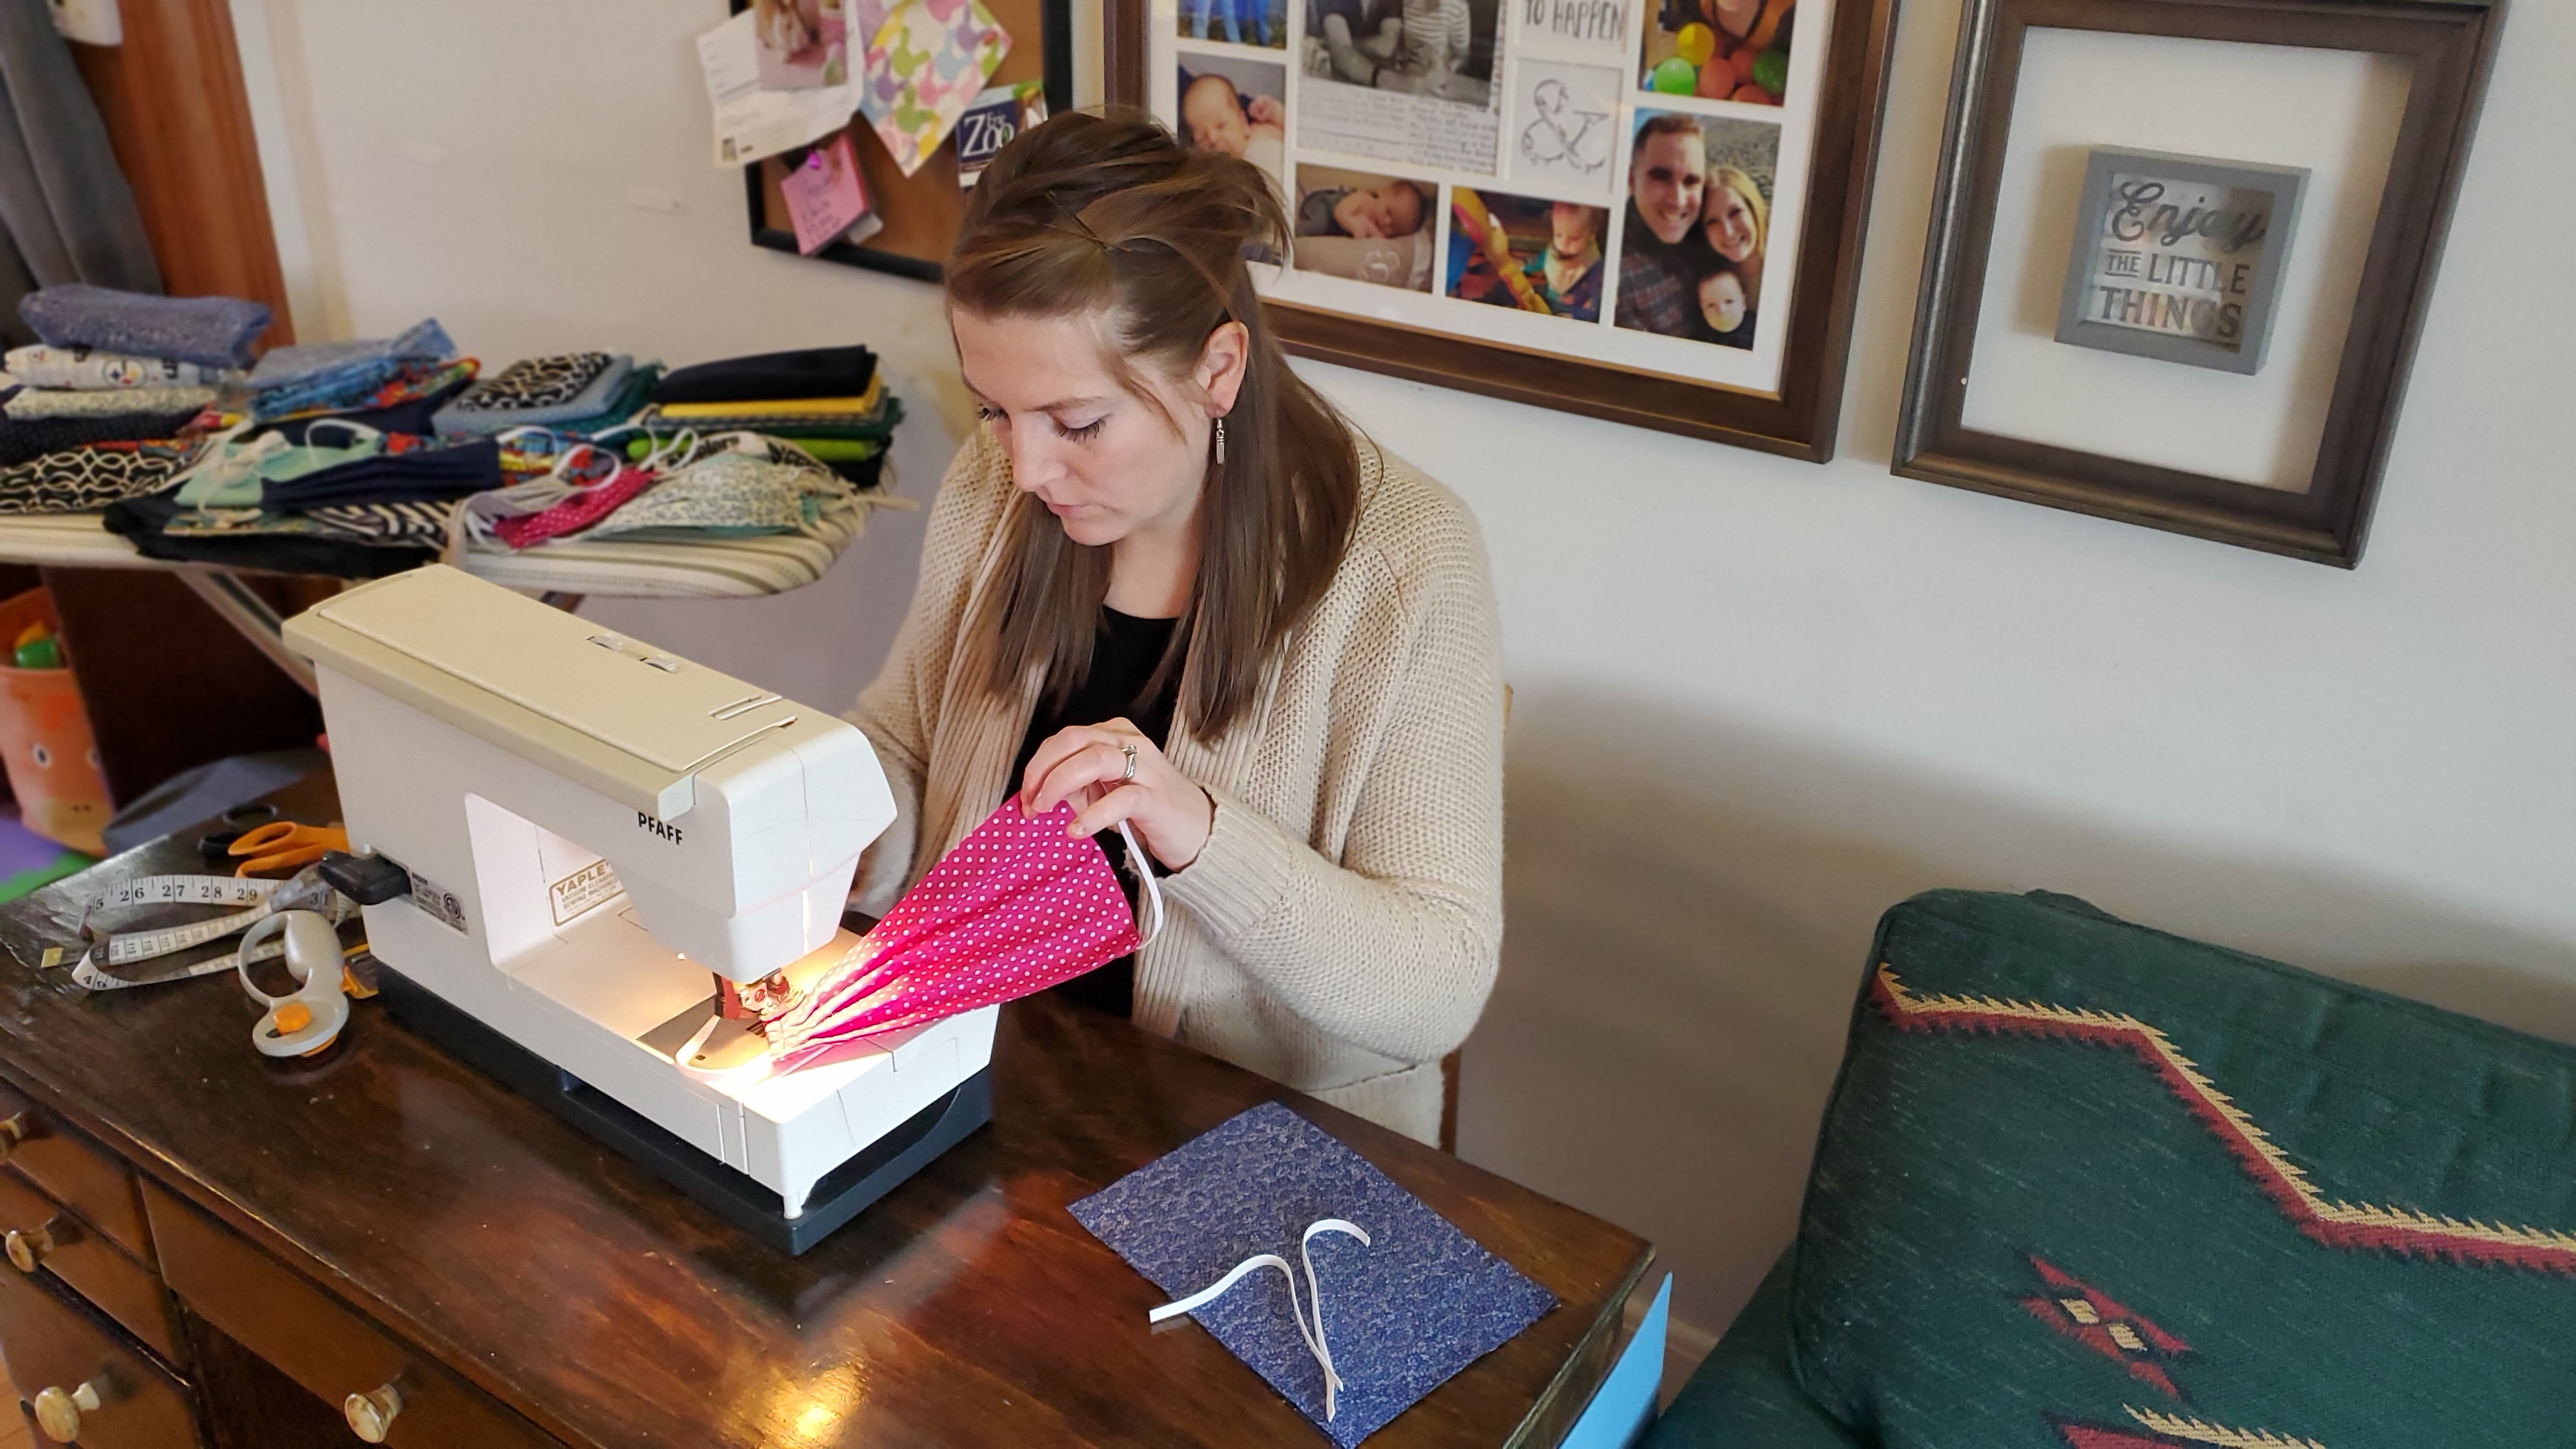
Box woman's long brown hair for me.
[946,110,1360,741]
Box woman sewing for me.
[843,112,1504,1146]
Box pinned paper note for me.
[699,10,862,167]
[857,0,1010,178]
[783,135,873,254]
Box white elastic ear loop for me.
[645,426,701,471]
[1116,819,1164,947]
[300,417,382,450]
[1149,1218,1370,1420]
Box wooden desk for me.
[0,776,1652,1446]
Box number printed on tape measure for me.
[95,875,275,911]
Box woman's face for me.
[951,308,1220,549]
[1703,180,1759,263]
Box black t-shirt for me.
[1009,606,1184,1018]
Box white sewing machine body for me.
[281,566,993,1253]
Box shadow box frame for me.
[1891,0,2505,567]
[739,0,1079,284]
[1103,0,1903,463]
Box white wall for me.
[241,0,2576,1350]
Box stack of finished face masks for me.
[631,345,900,491]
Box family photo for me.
[1292,164,1438,291]
[1445,188,1607,323]
[1176,54,1288,195]
[1613,111,1777,349]
[1179,0,1291,47]
[1301,0,1503,108]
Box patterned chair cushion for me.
[1779,889,2576,1447]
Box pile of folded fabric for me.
[631,345,900,491]
[99,312,507,576]
[0,285,271,514]
[0,289,901,580]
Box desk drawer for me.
[0,1079,148,1257]
[142,1181,555,1449]
[0,1266,199,1448]
[0,1167,181,1362]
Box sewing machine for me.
[280,565,994,1253]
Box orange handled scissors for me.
[226,820,350,878]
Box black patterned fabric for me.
[0,409,200,467]
[445,353,613,414]
[0,441,197,514]
[302,500,456,546]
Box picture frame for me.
[1892,0,2504,567]
[2052,148,2308,376]
[1107,0,1901,462]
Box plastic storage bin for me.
[0,588,110,854]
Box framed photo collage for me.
[1115,0,1897,457]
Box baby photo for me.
[752,0,850,90]
[1177,0,1290,48]
[1301,0,1503,110]
[1292,165,1438,291]
[1612,111,1779,350]
[1445,189,1606,324]
[1176,56,1289,196]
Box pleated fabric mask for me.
[762,798,1158,1075]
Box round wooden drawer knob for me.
[4,1215,66,1273]
[0,1110,29,1164]
[31,1381,100,1443]
[344,1383,403,1443]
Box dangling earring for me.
[1213,415,1227,466]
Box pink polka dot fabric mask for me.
[764,798,1149,1074]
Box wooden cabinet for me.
[0,1169,180,1362]
[0,1266,197,1448]
[0,1092,555,1449]
[0,1080,149,1259]
[142,1182,554,1449]
[0,1087,204,1446]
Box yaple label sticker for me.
[549,859,624,925]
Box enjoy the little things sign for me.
[2055,148,2308,375]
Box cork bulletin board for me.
[739,0,1076,282]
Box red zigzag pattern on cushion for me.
[1871,965,2576,1275]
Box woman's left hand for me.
[1020,718,1215,871]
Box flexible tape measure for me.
[65,871,350,992]
[73,931,291,992]
[88,874,277,912]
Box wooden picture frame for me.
[740,0,1078,283]
[1107,0,1901,463]
[1892,0,2503,566]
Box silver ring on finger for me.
[1121,741,1139,783]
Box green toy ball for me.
[1751,47,1790,95]
[1650,57,1698,94]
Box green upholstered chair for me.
[1648,889,2576,1448]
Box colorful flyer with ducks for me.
[859,0,1010,178]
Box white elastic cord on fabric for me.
[1149,1218,1371,1421]
[1116,819,1164,948]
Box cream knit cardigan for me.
[845,425,1504,1144]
